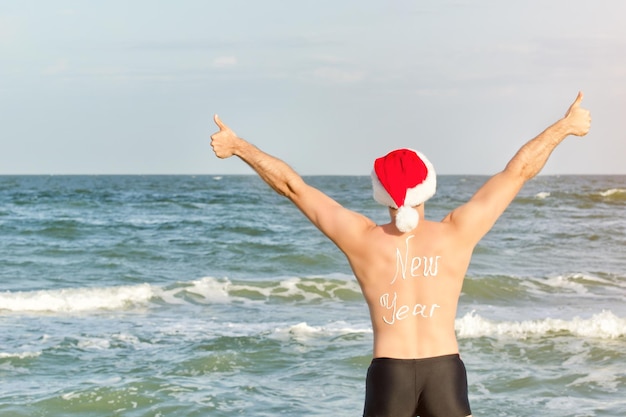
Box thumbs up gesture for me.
[563,92,591,137]
[210,115,240,159]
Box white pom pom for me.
[395,206,419,232]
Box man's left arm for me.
[443,92,591,246]
[210,115,375,252]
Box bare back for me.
[346,218,473,359]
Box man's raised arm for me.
[445,92,592,245]
[209,115,375,252]
[210,114,304,199]
[503,92,591,180]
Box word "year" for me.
[380,292,441,325]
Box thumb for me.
[213,114,227,131]
[565,91,584,117]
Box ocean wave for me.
[0,351,41,359]
[273,311,626,343]
[225,276,362,303]
[456,310,626,340]
[515,186,626,205]
[598,188,626,198]
[3,272,623,315]
[271,321,372,344]
[544,272,625,289]
[0,276,362,314]
[0,284,156,313]
[582,188,626,203]
[168,276,362,306]
[463,272,626,302]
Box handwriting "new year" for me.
[380,235,443,324]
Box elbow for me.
[505,153,536,182]
[516,164,534,182]
[282,175,305,199]
[503,161,533,185]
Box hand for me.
[563,92,591,137]
[210,114,240,158]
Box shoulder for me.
[441,170,525,246]
[289,181,379,249]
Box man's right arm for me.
[443,92,591,246]
[209,115,376,256]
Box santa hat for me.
[371,149,436,232]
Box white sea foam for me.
[0,277,255,314]
[568,366,621,392]
[183,277,232,303]
[75,333,145,351]
[521,273,625,298]
[284,322,323,341]
[0,351,41,359]
[185,276,361,304]
[599,188,625,197]
[272,321,372,343]
[0,276,361,314]
[535,191,550,199]
[0,283,156,313]
[77,337,111,350]
[456,310,626,339]
[542,275,589,294]
[61,391,81,401]
[177,277,314,304]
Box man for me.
[210,93,591,417]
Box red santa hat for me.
[371,148,436,232]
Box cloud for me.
[308,66,365,84]
[42,59,70,75]
[212,56,238,68]
[414,88,460,97]
[309,54,350,65]
[39,62,178,83]
[77,67,176,82]
[0,14,20,45]
[59,9,78,16]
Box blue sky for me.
[1,0,624,175]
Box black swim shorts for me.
[363,354,471,417]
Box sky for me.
[1,0,624,175]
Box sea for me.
[0,174,624,417]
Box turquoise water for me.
[1,175,625,416]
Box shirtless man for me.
[210,93,591,417]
